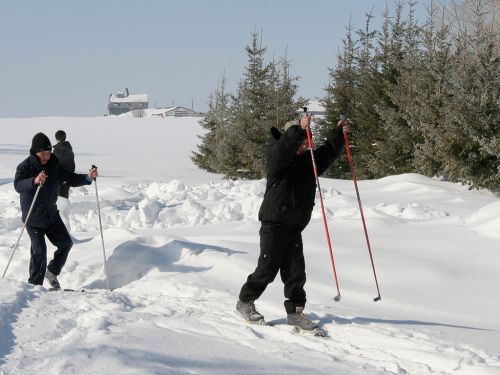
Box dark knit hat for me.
[55,130,66,142]
[31,132,52,153]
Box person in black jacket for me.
[52,130,76,232]
[14,132,98,289]
[52,130,75,199]
[236,114,350,330]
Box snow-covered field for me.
[0,117,499,374]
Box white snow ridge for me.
[0,117,499,374]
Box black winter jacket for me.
[53,141,75,173]
[258,125,345,232]
[14,153,91,228]
[52,141,76,199]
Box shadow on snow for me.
[84,239,244,290]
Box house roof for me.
[157,106,198,113]
[109,93,148,103]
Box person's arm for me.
[14,162,46,193]
[314,119,350,175]
[60,165,97,187]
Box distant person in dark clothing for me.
[236,114,350,330]
[14,132,97,289]
[52,130,75,199]
[53,130,76,231]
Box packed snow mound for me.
[463,201,500,239]
[373,202,449,220]
[97,187,137,202]
[0,179,267,232]
[377,173,475,194]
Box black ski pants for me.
[239,223,306,314]
[26,214,72,285]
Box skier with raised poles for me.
[12,132,98,289]
[236,111,350,333]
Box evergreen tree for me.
[319,21,357,178]
[439,0,499,189]
[230,31,274,178]
[191,91,218,172]
[269,52,306,130]
[228,31,303,179]
[413,1,453,177]
[211,75,236,177]
[191,76,232,174]
[316,0,498,189]
[353,10,382,179]
[370,1,417,176]
[193,31,304,179]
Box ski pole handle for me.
[35,170,47,187]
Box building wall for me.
[108,101,148,115]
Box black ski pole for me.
[2,171,46,278]
[340,115,381,302]
[303,107,341,301]
[91,165,110,290]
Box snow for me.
[109,93,148,103]
[0,116,499,374]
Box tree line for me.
[193,0,499,190]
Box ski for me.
[291,326,328,337]
[244,318,268,326]
[264,321,328,338]
[47,287,87,293]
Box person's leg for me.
[280,233,318,330]
[280,233,307,314]
[46,214,73,275]
[26,226,47,285]
[239,224,288,302]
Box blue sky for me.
[0,0,432,117]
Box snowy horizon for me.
[0,116,499,374]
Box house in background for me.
[108,88,148,115]
[296,100,326,119]
[150,106,201,118]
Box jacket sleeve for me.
[313,126,345,176]
[58,166,92,187]
[14,161,37,194]
[266,126,306,177]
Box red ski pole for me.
[303,108,341,302]
[340,115,381,302]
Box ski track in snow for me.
[1,272,498,374]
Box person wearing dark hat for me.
[236,114,350,331]
[53,130,75,199]
[53,130,76,231]
[14,132,98,289]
